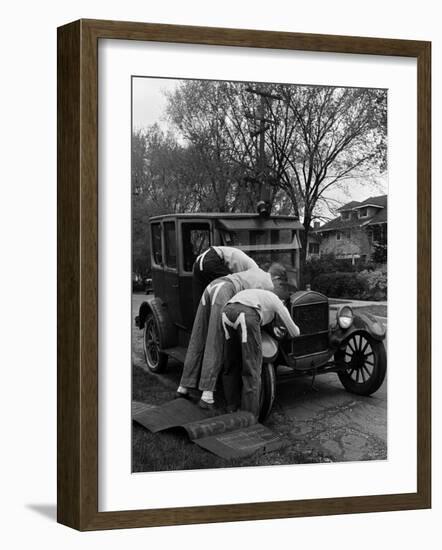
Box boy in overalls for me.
[222,288,300,418]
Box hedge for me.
[312,269,387,301]
[312,272,367,299]
[302,253,377,285]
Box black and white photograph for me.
[131,76,388,472]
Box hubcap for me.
[343,334,375,384]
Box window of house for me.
[341,211,350,221]
[164,221,177,268]
[151,223,162,266]
[359,207,368,218]
[336,231,341,240]
[308,242,319,254]
[182,222,211,272]
[344,230,351,239]
[367,230,373,245]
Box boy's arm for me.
[242,251,259,270]
[273,299,300,338]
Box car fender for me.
[135,299,154,329]
[329,310,386,349]
[135,296,178,349]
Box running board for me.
[162,346,187,364]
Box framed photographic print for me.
[57,19,431,530]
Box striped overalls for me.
[221,303,263,418]
[180,277,236,392]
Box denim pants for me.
[222,303,262,418]
[180,278,236,392]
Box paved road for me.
[274,371,386,462]
[132,293,387,463]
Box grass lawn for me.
[131,297,331,472]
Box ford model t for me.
[135,212,386,421]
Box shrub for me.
[302,253,377,285]
[371,242,388,264]
[311,269,387,301]
[303,253,348,284]
[359,268,388,300]
[312,272,368,299]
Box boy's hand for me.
[273,326,287,340]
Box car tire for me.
[259,362,276,422]
[335,332,386,396]
[143,312,169,373]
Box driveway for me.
[274,370,387,462]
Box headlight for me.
[337,305,353,329]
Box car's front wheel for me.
[143,312,168,373]
[259,362,276,422]
[335,332,386,396]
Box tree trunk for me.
[299,217,311,288]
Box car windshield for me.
[226,228,294,246]
[248,250,298,287]
[221,229,299,287]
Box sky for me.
[132,76,387,218]
[132,77,178,131]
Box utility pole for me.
[245,87,282,216]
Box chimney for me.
[313,221,320,229]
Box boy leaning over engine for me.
[222,288,300,418]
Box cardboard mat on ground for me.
[132,399,287,459]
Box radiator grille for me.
[291,301,329,357]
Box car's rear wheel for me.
[335,332,386,396]
[143,312,168,373]
[259,362,276,422]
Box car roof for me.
[149,212,299,221]
[149,212,304,230]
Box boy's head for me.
[268,263,290,301]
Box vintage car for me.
[135,212,386,421]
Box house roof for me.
[355,194,387,209]
[314,217,360,232]
[314,194,387,233]
[337,200,360,212]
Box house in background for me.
[308,194,387,264]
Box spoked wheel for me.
[335,332,386,396]
[143,312,168,373]
[259,362,276,422]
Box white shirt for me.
[227,268,274,293]
[212,246,258,273]
[227,289,300,337]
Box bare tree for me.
[139,80,386,272]
[265,84,387,266]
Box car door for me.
[163,220,182,326]
[179,220,212,330]
[150,221,165,300]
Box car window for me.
[182,223,211,272]
[151,223,162,266]
[164,221,177,269]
